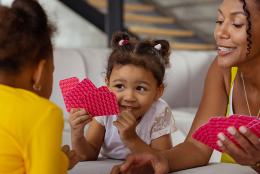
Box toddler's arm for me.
[113,111,168,154]
[69,108,105,161]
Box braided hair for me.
[239,0,252,56]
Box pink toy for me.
[192,115,260,152]
[59,77,119,116]
[59,77,80,97]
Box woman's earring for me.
[33,84,42,91]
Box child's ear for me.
[155,84,164,100]
[32,59,46,91]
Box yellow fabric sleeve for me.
[26,107,68,174]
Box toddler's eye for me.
[114,84,125,90]
[136,86,147,92]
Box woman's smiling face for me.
[214,0,247,67]
[214,0,260,68]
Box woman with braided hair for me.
[110,0,260,173]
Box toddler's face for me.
[107,64,163,120]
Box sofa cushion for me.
[173,107,197,135]
[79,49,111,87]
[163,51,215,108]
[68,160,255,174]
[50,49,88,119]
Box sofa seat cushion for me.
[68,160,256,174]
[173,107,197,135]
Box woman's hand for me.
[62,145,79,169]
[217,126,260,169]
[113,111,138,144]
[68,108,92,138]
[110,152,169,174]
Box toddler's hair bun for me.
[111,31,130,49]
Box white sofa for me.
[50,48,256,174]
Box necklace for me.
[240,72,260,118]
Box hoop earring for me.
[33,84,42,91]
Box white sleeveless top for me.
[94,98,176,159]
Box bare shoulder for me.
[187,57,231,136]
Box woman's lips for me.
[217,46,236,56]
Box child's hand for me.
[68,108,92,138]
[62,145,79,170]
[113,111,138,144]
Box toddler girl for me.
[69,32,176,161]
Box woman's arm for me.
[124,134,172,154]
[151,134,172,150]
[165,58,230,171]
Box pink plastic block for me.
[59,77,80,111]
[81,90,119,116]
[192,115,259,152]
[97,86,110,93]
[247,119,259,128]
[59,77,79,97]
[59,77,119,116]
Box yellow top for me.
[0,84,68,174]
[221,67,238,163]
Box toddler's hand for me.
[68,108,92,138]
[113,111,138,144]
[62,145,79,170]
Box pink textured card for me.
[81,90,119,116]
[59,77,80,111]
[192,115,259,152]
[59,77,80,97]
[59,77,119,116]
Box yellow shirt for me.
[0,84,68,174]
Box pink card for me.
[247,119,259,128]
[59,77,80,97]
[59,77,119,116]
[193,120,228,151]
[192,115,258,152]
[249,121,260,137]
[62,79,92,112]
[97,86,110,93]
[59,77,80,111]
[81,90,119,116]
[64,90,85,112]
